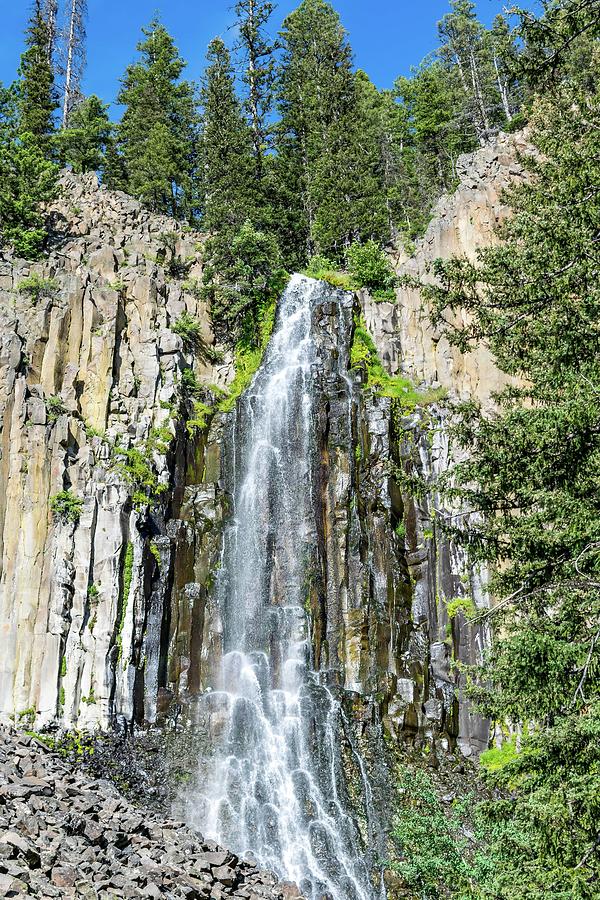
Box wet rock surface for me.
[0,728,300,899]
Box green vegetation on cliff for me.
[409,2,600,894]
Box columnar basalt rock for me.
[0,173,229,731]
[363,131,531,406]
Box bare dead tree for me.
[43,0,59,64]
[61,0,87,128]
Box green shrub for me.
[446,596,477,620]
[172,312,203,352]
[149,541,161,566]
[16,707,35,728]
[346,239,397,300]
[148,425,173,455]
[81,685,96,706]
[50,490,84,525]
[114,446,168,510]
[179,368,202,401]
[168,256,193,279]
[18,272,59,304]
[186,400,214,435]
[181,277,203,300]
[45,395,67,424]
[480,737,518,774]
[304,254,354,290]
[391,767,484,898]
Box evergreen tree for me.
[112,20,199,219]
[414,2,600,893]
[438,0,495,143]
[234,0,278,179]
[486,15,521,124]
[276,0,388,264]
[199,38,264,335]
[0,83,57,258]
[0,5,58,258]
[394,58,475,238]
[58,94,112,174]
[199,37,253,234]
[18,0,58,148]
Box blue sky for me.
[2,0,539,106]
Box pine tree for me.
[0,4,58,257]
[486,15,520,124]
[234,0,278,180]
[61,0,87,128]
[394,57,475,238]
[276,0,388,264]
[112,20,199,219]
[438,0,496,143]
[0,81,57,258]
[18,0,58,148]
[199,38,265,335]
[58,94,112,174]
[414,3,600,892]
[199,37,253,233]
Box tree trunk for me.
[493,55,513,122]
[44,0,58,64]
[469,49,489,143]
[247,0,263,178]
[62,0,77,129]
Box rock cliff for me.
[363,130,530,405]
[0,172,227,730]
[0,134,526,764]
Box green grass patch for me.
[351,316,448,411]
[171,311,204,352]
[18,273,59,304]
[446,596,477,620]
[480,737,518,773]
[217,296,278,414]
[45,395,67,424]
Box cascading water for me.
[189,276,377,900]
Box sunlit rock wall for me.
[0,173,228,730]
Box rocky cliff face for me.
[363,130,530,405]
[0,172,228,731]
[0,134,525,766]
[359,131,529,756]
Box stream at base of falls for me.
[187,275,380,900]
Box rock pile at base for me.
[0,729,302,899]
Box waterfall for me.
[189,275,377,900]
